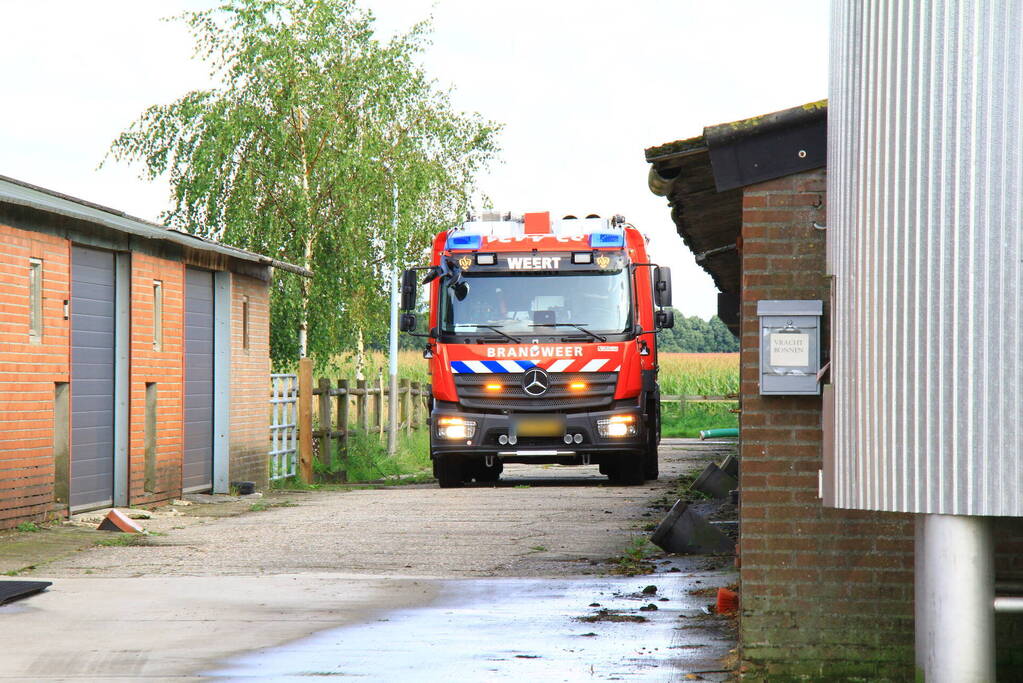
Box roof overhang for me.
[0,174,311,278]
[644,101,827,331]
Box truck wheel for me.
[644,448,659,481]
[644,399,660,480]
[608,454,645,486]
[435,455,463,488]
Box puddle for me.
[206,567,735,681]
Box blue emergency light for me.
[446,234,482,250]
[589,232,624,248]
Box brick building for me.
[646,103,918,679]
[0,175,304,529]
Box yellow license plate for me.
[515,416,565,437]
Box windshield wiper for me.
[528,322,606,343]
[471,324,522,344]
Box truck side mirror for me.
[400,269,418,311]
[399,313,417,332]
[654,266,672,308]
[655,309,675,330]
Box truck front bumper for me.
[429,404,646,463]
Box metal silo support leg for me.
[916,514,995,683]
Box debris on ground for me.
[577,608,649,624]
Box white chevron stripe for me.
[579,358,608,372]
[498,360,522,373]
[547,359,573,373]
[464,360,491,373]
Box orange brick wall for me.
[229,273,270,486]
[738,169,916,679]
[0,218,274,528]
[0,224,69,528]
[128,254,185,505]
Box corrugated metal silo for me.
[828,0,1023,517]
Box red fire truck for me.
[399,211,674,487]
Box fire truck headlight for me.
[437,416,476,440]
[597,414,637,438]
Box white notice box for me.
[769,332,809,367]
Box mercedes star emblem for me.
[521,368,550,396]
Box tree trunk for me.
[355,328,366,381]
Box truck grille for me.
[454,372,617,413]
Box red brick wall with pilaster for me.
[229,273,270,487]
[128,254,184,505]
[738,168,916,680]
[0,224,69,529]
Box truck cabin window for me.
[440,268,631,336]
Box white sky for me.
[0,1,827,319]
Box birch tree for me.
[107,0,500,363]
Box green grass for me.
[610,537,658,576]
[272,429,431,489]
[341,430,431,482]
[96,533,154,547]
[249,500,298,512]
[661,400,738,438]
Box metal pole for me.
[387,179,399,456]
[917,514,994,683]
[993,597,1023,613]
[914,514,928,680]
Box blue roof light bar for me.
[589,232,625,248]
[446,233,482,250]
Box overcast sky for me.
[0,1,827,319]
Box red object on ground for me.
[716,587,739,614]
[97,509,144,533]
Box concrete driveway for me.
[0,439,738,681]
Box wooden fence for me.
[287,356,737,483]
[660,393,739,409]
[295,358,429,483]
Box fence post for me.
[400,379,411,434]
[318,377,332,474]
[357,378,368,433]
[298,358,314,483]
[376,369,385,439]
[336,378,349,483]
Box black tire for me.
[644,448,659,481]
[608,454,645,486]
[435,455,463,488]
[644,400,660,481]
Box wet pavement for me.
[0,438,739,680]
[207,563,736,682]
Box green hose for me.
[699,428,739,440]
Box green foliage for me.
[310,429,431,484]
[15,522,40,533]
[107,0,501,365]
[656,312,738,353]
[660,401,738,438]
[611,537,658,576]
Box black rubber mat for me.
[0,580,51,605]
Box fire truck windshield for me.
[440,269,632,337]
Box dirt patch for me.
[577,609,649,624]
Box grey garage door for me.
[184,268,214,492]
[70,247,115,510]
